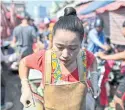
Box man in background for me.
[12,16,37,59]
[87,18,109,54]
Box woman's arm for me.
[97,51,125,60]
[19,51,44,107]
[19,58,30,80]
[19,57,34,108]
[19,50,44,79]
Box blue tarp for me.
[79,0,115,15]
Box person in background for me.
[82,21,90,48]
[0,49,13,110]
[43,24,50,42]
[9,16,37,70]
[12,16,37,59]
[97,20,125,110]
[36,22,48,50]
[87,18,110,54]
[48,22,55,49]
[29,18,38,32]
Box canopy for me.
[76,2,90,13]
[96,1,125,13]
[77,1,125,19]
[79,0,114,15]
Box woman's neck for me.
[60,60,77,75]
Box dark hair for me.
[30,18,34,22]
[123,20,125,27]
[23,16,31,21]
[53,7,84,42]
[64,7,76,16]
[94,17,104,27]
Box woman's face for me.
[53,29,81,66]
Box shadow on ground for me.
[2,65,23,110]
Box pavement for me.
[2,65,42,110]
[2,66,23,110]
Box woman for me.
[19,7,99,110]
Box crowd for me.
[1,5,125,110]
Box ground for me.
[2,67,22,110]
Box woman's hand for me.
[114,95,124,110]
[96,52,106,59]
[20,79,35,108]
[102,45,110,51]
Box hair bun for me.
[64,7,77,16]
